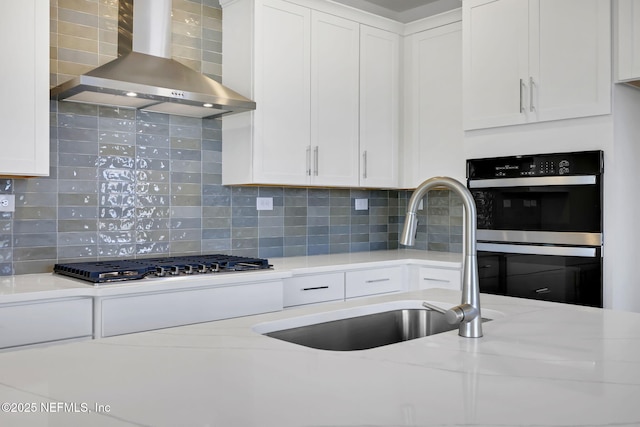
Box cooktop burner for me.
[54,254,272,284]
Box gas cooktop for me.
[54,254,272,284]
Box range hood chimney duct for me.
[50,0,255,119]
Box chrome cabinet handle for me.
[314,146,319,176]
[423,277,449,283]
[306,146,311,176]
[366,278,390,284]
[362,150,368,179]
[535,287,550,294]
[529,76,535,112]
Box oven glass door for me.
[470,177,601,233]
[478,244,602,308]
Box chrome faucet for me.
[400,176,483,338]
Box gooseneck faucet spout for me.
[401,176,483,338]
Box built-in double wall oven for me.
[467,151,603,307]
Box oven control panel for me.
[467,150,603,179]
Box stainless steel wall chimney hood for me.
[50,0,255,119]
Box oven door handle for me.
[468,175,597,188]
[477,242,599,258]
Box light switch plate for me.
[0,195,15,212]
[256,197,273,211]
[355,198,368,211]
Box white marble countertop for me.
[268,249,462,273]
[0,250,461,303]
[1,287,638,427]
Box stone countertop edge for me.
[0,249,462,303]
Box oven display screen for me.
[467,151,602,179]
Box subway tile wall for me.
[0,0,461,276]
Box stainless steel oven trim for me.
[477,243,599,258]
[477,230,602,246]
[468,175,597,188]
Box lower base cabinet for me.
[98,280,283,338]
[0,262,462,346]
[0,297,93,349]
[345,266,404,298]
[283,272,345,307]
[418,267,461,291]
[283,266,407,307]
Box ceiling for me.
[330,0,461,23]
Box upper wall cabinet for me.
[402,18,464,187]
[359,25,400,188]
[462,0,611,130]
[222,0,311,186]
[0,1,49,176]
[310,11,360,187]
[221,0,400,188]
[616,0,640,87]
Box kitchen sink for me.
[253,300,501,351]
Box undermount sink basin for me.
[253,300,502,351]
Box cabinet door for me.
[617,0,640,83]
[359,25,399,188]
[345,266,404,298]
[283,272,344,307]
[0,298,92,349]
[0,0,49,176]
[463,0,530,130]
[404,22,464,187]
[311,11,360,187]
[255,0,312,185]
[531,0,611,122]
[100,281,283,337]
[418,267,461,291]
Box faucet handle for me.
[446,304,479,325]
[422,301,447,314]
[422,301,479,325]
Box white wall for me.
[608,84,640,311]
[463,88,640,312]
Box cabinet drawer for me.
[283,272,344,307]
[418,267,461,290]
[345,266,403,298]
[0,298,93,349]
[100,281,283,337]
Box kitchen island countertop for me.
[0,287,638,426]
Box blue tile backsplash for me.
[0,0,462,276]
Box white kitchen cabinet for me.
[223,0,311,185]
[0,298,92,349]
[359,25,400,188]
[463,0,611,130]
[418,266,461,291]
[283,272,344,307]
[222,0,400,188]
[345,266,404,299]
[98,280,283,337]
[616,0,640,87]
[0,0,49,176]
[310,11,360,187]
[402,19,464,187]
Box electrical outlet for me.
[355,198,368,211]
[256,197,273,211]
[0,195,15,212]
